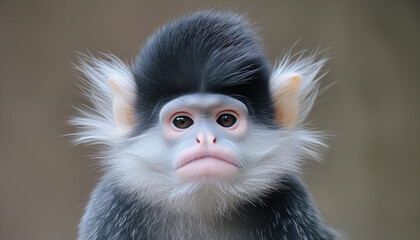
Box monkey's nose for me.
[196,132,217,144]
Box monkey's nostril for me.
[196,137,201,143]
[213,137,216,143]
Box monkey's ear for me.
[108,78,135,134]
[270,52,327,129]
[270,73,302,129]
[71,54,136,145]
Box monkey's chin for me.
[175,157,239,181]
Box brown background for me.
[1,1,419,239]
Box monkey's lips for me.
[176,152,239,180]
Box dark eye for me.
[216,114,237,128]
[172,116,194,129]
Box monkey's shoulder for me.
[241,175,338,239]
[78,177,154,239]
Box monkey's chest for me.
[164,220,246,240]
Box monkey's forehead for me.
[159,94,248,116]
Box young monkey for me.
[72,10,339,240]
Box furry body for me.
[79,174,335,240]
[73,11,338,240]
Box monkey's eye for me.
[172,116,194,129]
[216,114,237,128]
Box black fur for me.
[133,11,276,133]
[79,174,336,240]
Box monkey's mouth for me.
[177,154,239,169]
[176,152,240,180]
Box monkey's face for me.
[106,92,306,215]
[160,94,247,181]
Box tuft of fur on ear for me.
[70,53,135,146]
[270,50,328,128]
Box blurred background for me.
[1,1,419,239]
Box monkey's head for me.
[73,11,326,215]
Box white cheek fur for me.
[102,122,325,216]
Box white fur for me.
[71,53,327,218]
[104,123,326,219]
[270,49,328,126]
[70,53,135,146]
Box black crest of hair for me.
[133,11,276,133]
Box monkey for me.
[71,11,339,240]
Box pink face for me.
[159,94,248,181]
